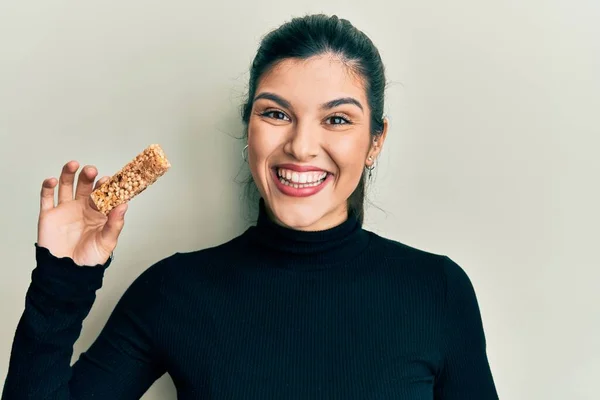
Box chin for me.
[269,200,329,231]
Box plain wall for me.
[1,1,598,399]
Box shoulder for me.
[366,231,474,288]
[367,230,447,268]
[135,233,248,286]
[366,232,484,314]
[170,232,248,268]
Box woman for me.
[3,14,498,399]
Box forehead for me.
[256,55,367,108]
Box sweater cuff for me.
[32,244,111,300]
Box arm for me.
[433,256,499,399]
[2,245,167,400]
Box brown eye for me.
[326,116,351,125]
[262,110,290,121]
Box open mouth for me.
[271,167,332,197]
[276,168,328,188]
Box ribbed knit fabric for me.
[3,200,498,399]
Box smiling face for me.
[247,54,387,231]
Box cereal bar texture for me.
[90,144,171,215]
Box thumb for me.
[101,203,128,245]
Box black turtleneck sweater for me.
[3,201,498,399]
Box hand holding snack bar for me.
[36,144,170,266]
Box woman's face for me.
[247,55,387,231]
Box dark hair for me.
[241,14,386,224]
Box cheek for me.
[327,135,370,179]
[248,120,282,156]
[247,122,280,181]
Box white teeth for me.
[276,168,328,184]
[277,168,328,188]
[280,179,320,188]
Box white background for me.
[1,1,598,399]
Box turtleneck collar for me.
[244,198,371,269]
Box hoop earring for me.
[366,156,376,180]
[242,144,248,162]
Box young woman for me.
[3,14,498,399]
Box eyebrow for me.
[253,92,364,113]
[321,97,363,112]
[253,92,292,110]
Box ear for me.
[366,118,389,167]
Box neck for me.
[264,200,349,232]
[243,198,371,270]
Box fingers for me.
[93,176,109,191]
[100,203,128,245]
[57,161,79,204]
[74,165,98,200]
[88,176,109,211]
[40,178,58,212]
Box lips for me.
[275,163,330,173]
[276,168,327,186]
[271,165,332,197]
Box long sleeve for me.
[434,256,499,399]
[2,245,167,400]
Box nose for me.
[283,121,320,161]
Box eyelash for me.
[261,109,353,125]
